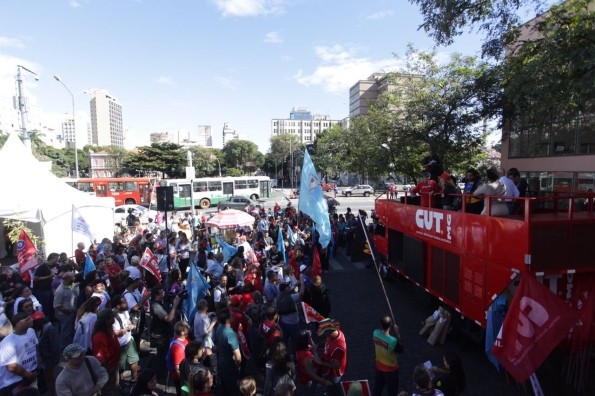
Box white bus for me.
[159,176,272,209]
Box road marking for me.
[353,262,365,270]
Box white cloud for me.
[264,31,283,44]
[69,0,81,8]
[0,36,25,49]
[210,0,285,17]
[156,75,174,85]
[365,10,394,20]
[281,55,292,63]
[216,76,239,91]
[293,44,401,93]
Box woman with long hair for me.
[264,341,296,396]
[431,351,466,396]
[130,367,159,396]
[92,309,121,396]
[176,231,191,276]
[73,296,101,353]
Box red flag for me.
[301,301,325,324]
[140,248,162,281]
[568,274,595,352]
[237,323,251,359]
[16,230,38,274]
[491,274,576,382]
[312,245,321,278]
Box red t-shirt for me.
[171,338,189,380]
[411,180,439,207]
[322,331,347,377]
[230,308,250,341]
[296,349,314,385]
[260,319,282,347]
[92,331,121,370]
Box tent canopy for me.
[0,133,115,257]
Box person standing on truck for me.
[410,172,440,208]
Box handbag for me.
[124,291,143,335]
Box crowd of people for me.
[389,151,529,217]
[0,200,360,396]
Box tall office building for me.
[271,108,342,144]
[89,89,123,147]
[197,125,213,147]
[222,122,239,146]
[349,73,393,117]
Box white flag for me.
[72,205,94,242]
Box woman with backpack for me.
[263,341,296,396]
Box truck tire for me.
[200,198,210,209]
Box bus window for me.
[208,181,222,192]
[171,183,178,195]
[194,181,207,192]
[78,182,94,192]
[235,180,247,190]
[247,179,258,189]
[223,182,234,195]
[108,182,123,192]
[96,184,107,197]
[124,182,137,192]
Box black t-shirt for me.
[34,263,52,291]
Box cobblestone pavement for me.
[324,250,591,396]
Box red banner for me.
[17,230,38,274]
[568,274,595,352]
[140,248,162,281]
[301,301,325,324]
[312,245,321,278]
[491,274,576,382]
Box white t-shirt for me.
[0,328,39,388]
[113,310,133,346]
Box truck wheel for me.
[250,194,259,200]
[364,192,370,197]
[125,199,135,205]
[200,198,210,209]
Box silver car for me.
[341,184,374,197]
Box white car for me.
[341,184,375,197]
[114,205,158,227]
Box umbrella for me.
[324,195,340,207]
[205,209,256,229]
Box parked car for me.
[217,196,262,212]
[341,184,375,197]
[321,183,336,192]
[114,204,158,227]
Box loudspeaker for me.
[156,186,174,211]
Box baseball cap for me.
[31,311,45,321]
[63,343,87,359]
[299,264,308,273]
[10,312,31,327]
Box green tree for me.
[309,124,350,180]
[122,142,186,178]
[269,134,303,182]
[189,146,224,177]
[410,0,547,59]
[222,140,264,175]
[504,0,595,128]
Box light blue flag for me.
[83,253,96,278]
[277,226,286,265]
[286,224,295,246]
[214,234,237,264]
[298,149,331,248]
[184,261,210,320]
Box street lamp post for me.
[210,155,222,177]
[54,75,79,178]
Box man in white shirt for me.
[499,168,520,214]
[112,294,140,383]
[0,312,38,393]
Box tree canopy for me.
[222,139,265,176]
[122,142,187,178]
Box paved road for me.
[324,248,585,396]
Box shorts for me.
[119,340,140,371]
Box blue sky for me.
[0,0,493,153]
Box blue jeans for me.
[57,311,75,352]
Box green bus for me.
[159,176,272,209]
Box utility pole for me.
[16,65,38,151]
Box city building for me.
[58,111,91,149]
[222,122,239,146]
[197,125,213,147]
[500,7,595,194]
[89,89,124,147]
[349,73,393,117]
[271,108,343,144]
[88,150,119,178]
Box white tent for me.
[0,133,115,258]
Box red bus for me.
[66,177,153,206]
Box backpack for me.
[166,339,185,372]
